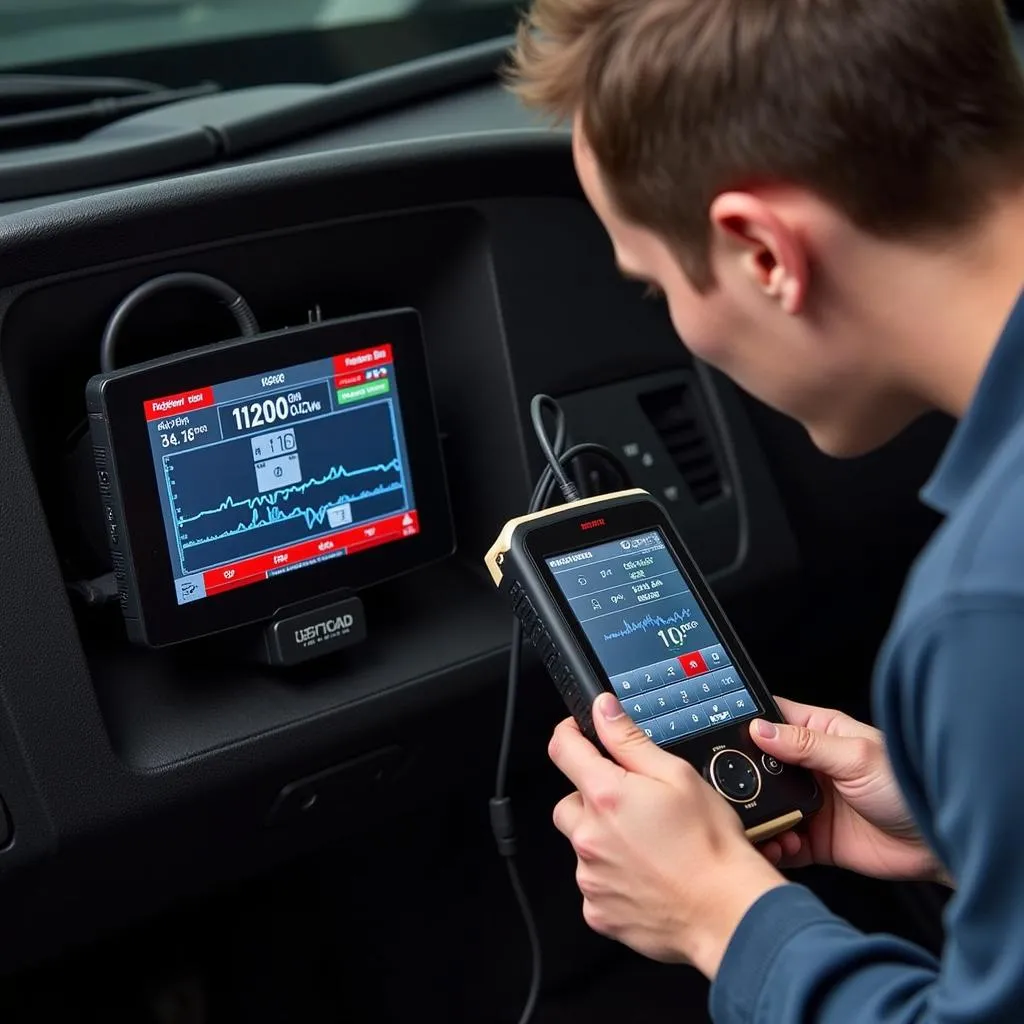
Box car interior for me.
[1,3,1012,1021]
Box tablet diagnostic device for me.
[87,308,452,648]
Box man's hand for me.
[749,698,950,886]
[549,692,787,978]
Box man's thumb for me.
[592,693,672,776]
[750,718,864,781]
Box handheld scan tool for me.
[487,473,820,843]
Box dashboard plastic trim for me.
[0,129,574,284]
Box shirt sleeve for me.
[709,598,1024,1024]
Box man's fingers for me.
[774,697,851,734]
[773,697,878,740]
[777,830,804,860]
[552,791,584,837]
[772,697,820,728]
[757,830,813,870]
[548,716,622,795]
[591,693,680,780]
[776,831,815,870]
[749,716,876,782]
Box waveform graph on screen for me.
[586,597,719,679]
[165,399,409,573]
[601,607,695,642]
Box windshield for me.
[0,1,517,82]
[4,2,1017,91]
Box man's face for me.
[571,125,922,456]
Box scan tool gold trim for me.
[745,811,803,844]
[484,488,648,586]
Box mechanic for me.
[506,1,1024,1021]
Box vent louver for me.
[638,382,724,504]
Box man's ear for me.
[709,192,807,315]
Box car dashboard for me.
[0,37,950,975]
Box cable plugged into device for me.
[530,394,580,504]
[66,571,119,607]
[99,271,260,374]
[66,272,262,609]
[490,394,630,1024]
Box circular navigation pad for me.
[709,750,761,803]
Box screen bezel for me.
[523,496,771,747]
[97,307,453,647]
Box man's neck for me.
[866,189,1024,420]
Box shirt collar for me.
[922,290,1024,515]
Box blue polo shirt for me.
[710,291,1024,1024]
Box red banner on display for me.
[144,387,214,421]
[332,344,392,376]
[203,509,419,596]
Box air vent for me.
[638,381,725,504]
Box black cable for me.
[529,394,579,502]
[504,856,543,1023]
[533,442,633,512]
[494,619,524,801]
[66,571,118,606]
[98,271,260,373]
[491,395,632,1024]
[494,399,575,798]
[489,425,563,1024]
[68,273,261,606]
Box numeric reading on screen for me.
[231,396,290,431]
[545,529,761,747]
[159,423,209,447]
[143,344,420,607]
[658,626,691,648]
[228,390,327,432]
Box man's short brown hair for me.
[507,0,1024,288]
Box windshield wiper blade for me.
[0,77,221,150]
